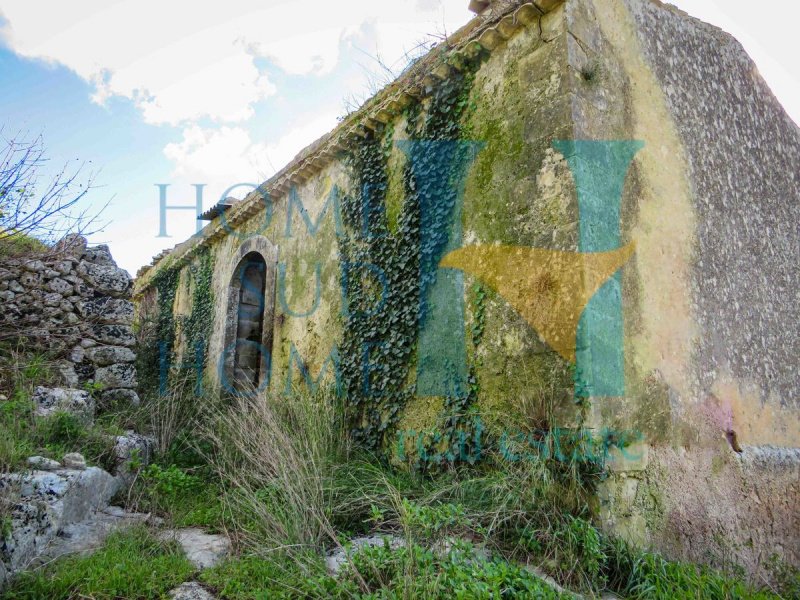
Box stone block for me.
[87,345,136,366]
[94,364,137,389]
[77,262,132,297]
[90,324,136,347]
[31,387,95,424]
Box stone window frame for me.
[221,236,278,390]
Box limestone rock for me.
[77,262,132,297]
[68,345,86,364]
[100,388,141,407]
[19,272,39,287]
[43,292,62,308]
[86,345,136,366]
[169,582,218,600]
[79,297,134,325]
[112,431,154,475]
[159,529,231,570]
[26,456,61,471]
[47,278,74,296]
[54,361,80,387]
[94,364,137,389]
[81,245,117,267]
[53,260,74,275]
[37,506,153,565]
[62,453,87,470]
[31,387,95,424]
[22,260,45,273]
[54,234,88,254]
[90,324,136,347]
[0,466,121,573]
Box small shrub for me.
[203,386,349,556]
[400,499,474,543]
[602,538,783,600]
[127,463,226,530]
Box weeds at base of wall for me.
[2,376,792,599]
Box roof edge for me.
[135,0,561,294]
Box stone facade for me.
[134,0,799,582]
[0,235,139,406]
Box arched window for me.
[222,238,278,393]
[233,253,267,387]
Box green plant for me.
[201,553,350,600]
[345,540,569,598]
[766,553,800,598]
[3,526,194,600]
[126,462,225,530]
[180,246,215,378]
[599,536,784,600]
[0,376,118,473]
[338,51,487,459]
[400,499,473,543]
[136,265,180,393]
[202,386,349,557]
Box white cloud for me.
[0,0,471,125]
[163,112,340,199]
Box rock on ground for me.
[159,528,231,570]
[26,456,61,471]
[0,467,121,574]
[111,431,155,480]
[37,506,155,564]
[169,581,218,600]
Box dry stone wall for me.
[0,235,139,406]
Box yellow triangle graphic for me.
[440,243,635,362]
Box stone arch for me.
[222,236,278,390]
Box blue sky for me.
[0,0,798,275]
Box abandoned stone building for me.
[134,0,800,581]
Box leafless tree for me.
[0,129,106,246]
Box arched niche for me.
[222,236,278,391]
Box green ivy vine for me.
[138,265,180,393]
[338,51,488,461]
[181,247,215,375]
[138,249,215,395]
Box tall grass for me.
[202,385,350,558]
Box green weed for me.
[3,526,194,600]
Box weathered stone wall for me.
[563,0,800,579]
[134,0,800,580]
[0,236,139,406]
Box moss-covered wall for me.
[136,5,582,454]
[135,0,800,580]
[563,0,800,581]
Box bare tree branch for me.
[0,128,108,246]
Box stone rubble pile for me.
[0,235,139,406]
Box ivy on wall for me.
[181,247,215,374]
[138,265,180,394]
[338,51,487,462]
[137,248,215,395]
